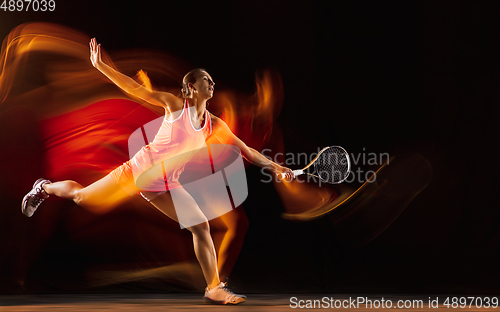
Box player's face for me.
[192,71,215,99]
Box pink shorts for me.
[108,160,181,198]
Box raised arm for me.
[89,38,182,110]
[211,115,294,179]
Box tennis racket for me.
[280,146,351,184]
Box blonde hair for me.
[181,68,207,98]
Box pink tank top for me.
[130,100,212,191]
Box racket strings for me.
[315,147,350,183]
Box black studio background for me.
[0,1,498,294]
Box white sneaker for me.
[22,178,51,217]
[204,282,247,304]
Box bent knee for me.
[186,221,210,236]
[72,185,92,206]
[73,189,84,205]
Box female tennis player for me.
[21,38,294,304]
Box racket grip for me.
[279,169,304,180]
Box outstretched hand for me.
[89,38,102,68]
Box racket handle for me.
[279,169,304,180]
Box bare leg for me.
[43,180,83,201]
[149,190,221,289]
[210,207,249,282]
[43,175,130,208]
[188,222,220,289]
